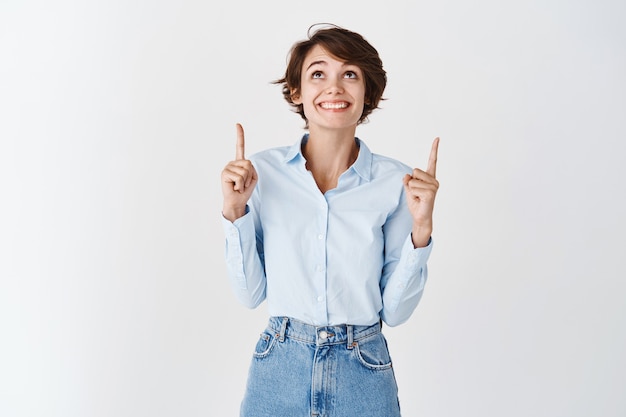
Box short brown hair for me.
[274,25,387,127]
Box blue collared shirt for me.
[222,135,433,327]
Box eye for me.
[312,71,324,79]
[344,71,358,79]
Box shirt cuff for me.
[401,235,433,271]
[221,207,254,289]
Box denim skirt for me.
[240,316,401,417]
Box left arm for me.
[380,138,440,326]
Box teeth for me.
[320,102,348,109]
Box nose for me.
[325,76,344,94]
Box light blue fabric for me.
[240,317,401,417]
[222,135,433,327]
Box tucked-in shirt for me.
[221,135,433,327]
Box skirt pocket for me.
[252,331,277,359]
[353,333,393,370]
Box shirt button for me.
[316,265,324,272]
[319,330,328,340]
[317,296,324,302]
[317,234,324,240]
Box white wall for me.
[1,1,624,416]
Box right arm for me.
[220,123,266,308]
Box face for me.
[292,44,366,132]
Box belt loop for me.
[347,325,354,349]
[278,317,288,342]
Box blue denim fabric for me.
[240,317,401,417]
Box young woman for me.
[221,25,439,417]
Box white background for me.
[1,0,625,416]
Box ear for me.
[290,89,301,104]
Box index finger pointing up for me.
[236,123,245,160]
[426,137,439,177]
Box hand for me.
[221,123,258,222]
[402,137,440,248]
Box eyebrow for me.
[305,60,327,71]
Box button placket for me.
[313,197,329,323]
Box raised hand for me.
[221,123,258,222]
[402,137,440,248]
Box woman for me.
[221,25,439,417]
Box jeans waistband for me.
[267,316,381,348]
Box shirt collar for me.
[352,138,372,182]
[283,134,306,163]
[283,134,373,182]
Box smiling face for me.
[291,44,366,133]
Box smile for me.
[319,102,349,109]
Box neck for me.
[303,127,359,193]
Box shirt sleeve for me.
[221,205,266,309]
[379,187,434,327]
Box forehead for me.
[302,44,346,68]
